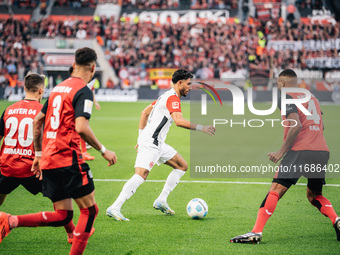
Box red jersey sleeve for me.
[166,95,181,114]
[151,100,157,106]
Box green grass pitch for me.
[0,100,339,254]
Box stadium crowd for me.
[122,0,179,9]
[0,18,41,88]
[190,0,237,9]
[0,15,339,84]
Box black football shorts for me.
[42,163,94,203]
[0,173,42,195]
[272,150,329,192]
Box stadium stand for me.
[0,0,339,89]
[122,0,180,9]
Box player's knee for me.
[64,211,74,225]
[180,162,188,171]
[307,193,314,203]
[135,168,149,180]
[0,195,7,205]
[49,210,73,227]
[306,187,321,203]
[89,204,99,218]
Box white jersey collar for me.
[170,88,179,98]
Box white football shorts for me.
[134,143,177,171]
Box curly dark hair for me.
[172,69,193,84]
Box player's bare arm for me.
[139,104,153,130]
[171,111,215,136]
[135,104,154,151]
[267,112,302,163]
[75,116,117,166]
[32,111,46,180]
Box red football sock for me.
[311,195,338,224]
[17,210,73,227]
[70,204,98,255]
[81,139,87,153]
[50,206,75,234]
[64,220,75,234]
[252,191,280,233]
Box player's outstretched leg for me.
[334,217,340,241]
[0,209,73,244]
[230,190,280,244]
[308,187,339,241]
[0,212,11,244]
[154,153,187,215]
[153,169,186,215]
[230,232,262,244]
[106,172,145,221]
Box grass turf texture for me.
[0,101,339,254]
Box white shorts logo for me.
[84,99,93,115]
[172,102,179,109]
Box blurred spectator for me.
[122,0,179,9]
[0,19,39,88]
[241,0,250,22]
[54,0,97,8]
[286,4,296,24]
[76,26,87,39]
[191,0,237,9]
[55,75,63,85]
[295,0,324,10]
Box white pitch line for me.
[94,179,340,187]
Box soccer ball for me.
[186,198,208,219]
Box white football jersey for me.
[140,88,181,147]
[87,79,96,91]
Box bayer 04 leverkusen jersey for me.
[0,100,42,177]
[41,77,93,170]
[140,88,182,147]
[279,92,329,152]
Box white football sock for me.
[157,169,186,202]
[111,174,144,210]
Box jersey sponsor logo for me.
[84,99,93,115]
[8,108,37,115]
[172,102,180,109]
[52,86,72,93]
[3,148,32,156]
[46,131,57,139]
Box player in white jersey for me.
[106,69,216,221]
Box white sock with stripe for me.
[157,169,186,202]
[111,174,144,210]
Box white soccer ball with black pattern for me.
[186,198,208,219]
